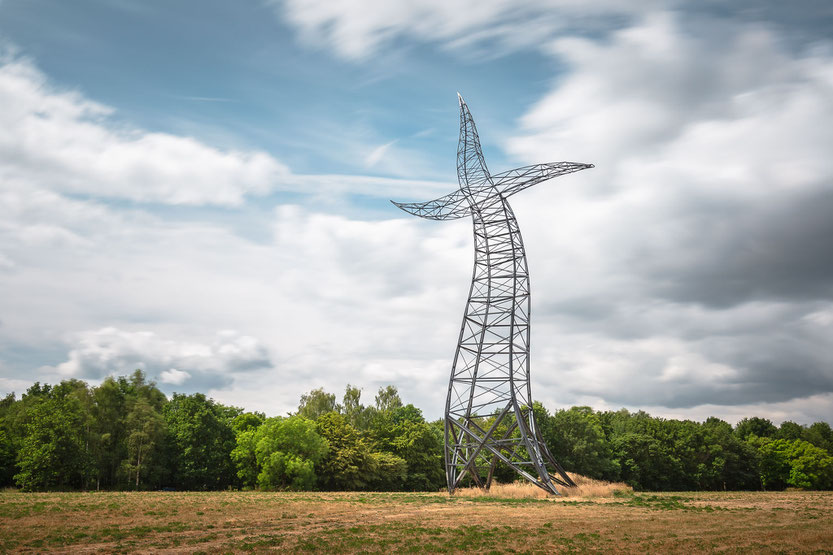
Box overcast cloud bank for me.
[0,2,831,424]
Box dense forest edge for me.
[0,370,831,493]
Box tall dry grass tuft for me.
[453,472,631,499]
[561,472,632,498]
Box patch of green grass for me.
[259,521,605,553]
[611,493,746,513]
[236,534,286,551]
[616,494,693,511]
[88,521,190,542]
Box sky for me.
[1,0,832,425]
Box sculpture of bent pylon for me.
[392,94,593,494]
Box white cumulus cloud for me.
[54,327,271,392]
[272,0,646,60]
[160,368,191,385]
[0,56,291,206]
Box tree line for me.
[0,371,831,492]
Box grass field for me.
[2,487,832,553]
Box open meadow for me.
[1,486,832,553]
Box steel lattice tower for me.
[392,95,593,494]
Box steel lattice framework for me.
[392,95,593,494]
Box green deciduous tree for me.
[698,417,759,490]
[750,437,833,490]
[610,432,682,491]
[544,405,618,481]
[254,416,328,490]
[786,440,833,489]
[14,381,95,491]
[122,397,166,489]
[316,411,373,490]
[374,385,403,413]
[343,385,362,417]
[231,412,265,434]
[90,377,127,489]
[734,417,777,440]
[316,411,406,490]
[777,420,804,441]
[297,388,338,420]
[0,393,20,487]
[342,384,375,429]
[230,429,260,487]
[369,404,444,491]
[367,450,408,491]
[6,370,833,494]
[88,370,167,490]
[232,416,329,490]
[750,436,791,490]
[163,393,237,490]
[803,422,833,455]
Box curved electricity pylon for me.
[392,94,593,494]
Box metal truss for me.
[393,94,593,494]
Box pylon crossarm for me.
[390,189,471,220]
[491,162,594,198]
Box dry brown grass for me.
[453,472,632,499]
[563,471,634,497]
[1,489,832,553]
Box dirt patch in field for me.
[1,489,832,553]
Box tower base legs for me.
[444,403,576,495]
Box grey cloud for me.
[156,371,235,396]
[52,328,272,395]
[502,10,833,415]
[632,188,833,308]
[273,0,833,62]
[692,0,833,48]
[545,296,615,323]
[562,336,833,409]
